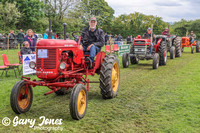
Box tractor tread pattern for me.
[99,55,120,99]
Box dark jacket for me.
[81,26,105,48]
[24,35,37,52]
[20,47,32,56]
[17,32,24,43]
[117,35,123,41]
[9,33,15,39]
[143,32,155,41]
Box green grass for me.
[0,47,200,132]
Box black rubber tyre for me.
[196,42,199,53]
[153,53,159,69]
[122,53,129,68]
[182,47,184,52]
[170,46,175,59]
[130,44,135,54]
[191,46,194,54]
[173,37,182,57]
[10,80,33,114]
[130,55,139,65]
[99,55,120,99]
[159,42,167,66]
[70,84,87,120]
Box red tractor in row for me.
[122,35,167,69]
[10,31,120,120]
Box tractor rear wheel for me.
[170,46,175,59]
[130,55,139,65]
[191,46,194,54]
[153,53,159,69]
[10,80,33,114]
[159,42,167,66]
[173,37,182,57]
[99,55,120,99]
[122,53,129,68]
[70,84,87,120]
[196,42,199,53]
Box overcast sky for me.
[105,0,200,22]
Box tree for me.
[0,2,21,32]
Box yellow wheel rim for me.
[18,86,31,110]
[112,62,120,92]
[77,89,87,115]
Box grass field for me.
[0,47,200,132]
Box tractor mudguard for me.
[94,52,106,70]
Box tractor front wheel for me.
[130,55,139,65]
[196,42,199,53]
[159,42,167,66]
[70,84,87,120]
[100,55,120,99]
[191,46,194,54]
[122,53,129,68]
[170,46,175,59]
[153,53,159,69]
[10,80,33,114]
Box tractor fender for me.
[94,52,106,70]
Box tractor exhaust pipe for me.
[63,23,67,40]
[48,19,52,39]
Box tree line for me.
[0,0,199,38]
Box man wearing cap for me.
[79,17,105,68]
[143,28,155,54]
[189,31,196,43]
[162,28,170,37]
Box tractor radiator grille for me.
[134,45,147,55]
[36,49,57,69]
[134,41,145,45]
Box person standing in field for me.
[17,29,24,49]
[24,29,37,52]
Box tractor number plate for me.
[38,49,48,58]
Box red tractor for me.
[10,31,120,120]
[122,35,167,69]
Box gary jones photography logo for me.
[1,116,63,131]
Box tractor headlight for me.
[29,61,36,69]
[60,62,66,70]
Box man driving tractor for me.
[79,17,105,68]
[162,28,171,37]
[142,27,155,54]
[189,31,196,43]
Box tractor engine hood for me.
[37,39,78,48]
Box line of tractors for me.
[122,34,199,69]
[9,24,199,120]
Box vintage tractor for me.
[10,31,120,120]
[122,35,167,69]
[156,35,182,59]
[181,37,199,53]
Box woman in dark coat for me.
[24,29,37,52]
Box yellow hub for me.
[112,62,119,92]
[77,89,86,115]
[18,86,31,110]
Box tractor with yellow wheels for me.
[10,30,120,120]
